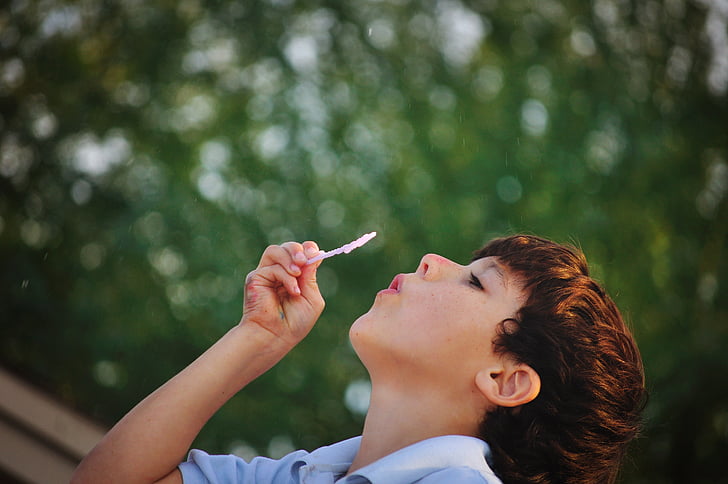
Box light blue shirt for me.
[179,435,503,484]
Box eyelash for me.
[469,273,483,289]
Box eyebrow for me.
[485,259,510,287]
[494,261,505,277]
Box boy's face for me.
[350,254,527,391]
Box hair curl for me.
[473,235,647,484]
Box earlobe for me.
[475,364,541,408]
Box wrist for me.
[224,322,295,374]
[233,320,294,348]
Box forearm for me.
[72,323,292,484]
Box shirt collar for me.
[347,435,499,484]
[294,435,498,484]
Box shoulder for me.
[417,466,503,483]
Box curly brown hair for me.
[473,235,647,484]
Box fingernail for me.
[290,263,301,273]
[305,247,318,258]
[294,252,307,263]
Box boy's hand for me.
[241,241,325,348]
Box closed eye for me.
[469,272,483,290]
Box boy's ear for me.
[475,361,541,408]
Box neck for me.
[347,378,482,474]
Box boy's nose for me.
[417,253,455,280]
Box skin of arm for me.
[71,241,325,484]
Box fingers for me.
[259,242,320,269]
[246,264,301,296]
[250,241,323,297]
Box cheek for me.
[412,288,451,316]
[416,290,472,323]
[402,292,473,345]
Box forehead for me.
[469,256,506,277]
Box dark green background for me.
[1,0,726,482]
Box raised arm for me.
[72,241,325,484]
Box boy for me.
[73,235,646,484]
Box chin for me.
[348,312,379,363]
[348,314,367,347]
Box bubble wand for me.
[306,232,377,264]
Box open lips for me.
[379,274,404,296]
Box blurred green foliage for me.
[1,0,726,482]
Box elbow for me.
[69,463,90,484]
[70,455,103,484]
[69,451,122,484]
[70,455,182,484]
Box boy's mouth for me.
[388,274,404,292]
